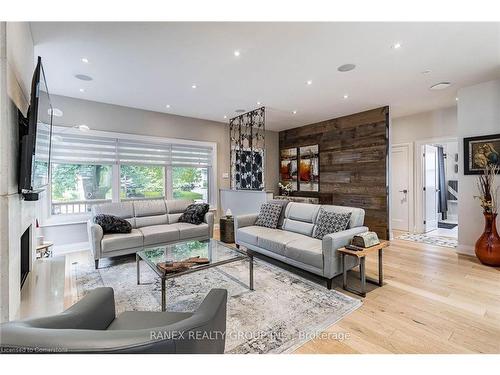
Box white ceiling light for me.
[337,63,356,72]
[430,82,452,90]
[455,97,459,101]
[343,94,349,99]
[233,50,240,57]
[81,57,89,63]
[223,115,227,119]
[306,80,312,85]
[256,101,261,105]
[292,110,297,115]
[49,108,63,117]
[392,42,402,49]
[166,104,171,108]
[191,84,197,89]
[79,88,85,92]
[78,124,90,132]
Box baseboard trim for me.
[456,244,475,257]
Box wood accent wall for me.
[279,107,389,239]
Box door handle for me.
[399,189,408,194]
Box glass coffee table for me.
[136,239,254,311]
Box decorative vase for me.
[475,212,500,266]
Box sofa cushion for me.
[255,203,283,229]
[237,226,267,246]
[284,202,321,223]
[139,225,180,246]
[313,209,351,239]
[108,311,193,330]
[165,199,193,214]
[171,222,209,240]
[94,214,132,234]
[282,219,315,237]
[167,213,183,224]
[285,237,323,269]
[134,200,168,228]
[101,229,143,252]
[178,203,210,225]
[92,201,134,219]
[319,205,365,229]
[257,229,305,256]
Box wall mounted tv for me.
[18,56,53,201]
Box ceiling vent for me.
[75,74,93,81]
[337,64,356,72]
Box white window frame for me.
[44,126,217,225]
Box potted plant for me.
[474,164,500,266]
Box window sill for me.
[42,214,91,228]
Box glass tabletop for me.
[137,239,246,277]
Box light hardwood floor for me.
[20,233,500,354]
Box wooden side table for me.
[219,216,235,243]
[338,240,389,297]
[36,241,54,259]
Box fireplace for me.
[20,226,30,288]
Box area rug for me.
[73,253,362,354]
[396,233,457,248]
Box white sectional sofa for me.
[87,199,214,268]
[234,202,368,288]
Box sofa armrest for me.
[204,211,215,238]
[87,219,103,260]
[322,226,369,278]
[234,214,258,230]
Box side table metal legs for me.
[161,278,166,312]
[249,253,254,291]
[341,249,384,298]
[136,254,140,285]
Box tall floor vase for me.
[475,213,500,267]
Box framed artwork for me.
[279,148,298,191]
[463,133,500,175]
[299,145,319,192]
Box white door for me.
[391,145,410,231]
[424,145,438,232]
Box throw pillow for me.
[178,203,210,225]
[313,209,351,239]
[255,203,283,229]
[268,199,290,229]
[94,214,132,234]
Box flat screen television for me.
[19,56,53,199]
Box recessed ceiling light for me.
[306,80,312,85]
[78,125,90,132]
[256,101,261,105]
[75,74,93,81]
[79,88,85,92]
[81,57,89,63]
[292,110,297,115]
[343,94,349,99]
[224,115,227,119]
[337,64,356,72]
[166,104,171,108]
[430,82,452,90]
[392,42,402,49]
[49,108,63,117]
[191,84,197,89]
[234,50,240,57]
[455,97,459,101]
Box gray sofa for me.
[88,199,214,268]
[0,287,227,354]
[235,202,368,288]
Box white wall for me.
[457,79,500,255]
[41,95,280,249]
[0,22,38,322]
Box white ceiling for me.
[31,22,500,131]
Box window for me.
[120,165,165,199]
[51,163,112,215]
[172,167,208,203]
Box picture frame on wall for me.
[279,148,298,191]
[463,133,500,175]
[298,144,320,192]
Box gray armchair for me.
[0,287,227,354]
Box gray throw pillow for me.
[255,203,283,229]
[313,209,351,239]
[94,214,132,234]
[268,199,289,229]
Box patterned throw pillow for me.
[313,209,351,239]
[94,214,132,234]
[255,203,283,229]
[178,203,210,225]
